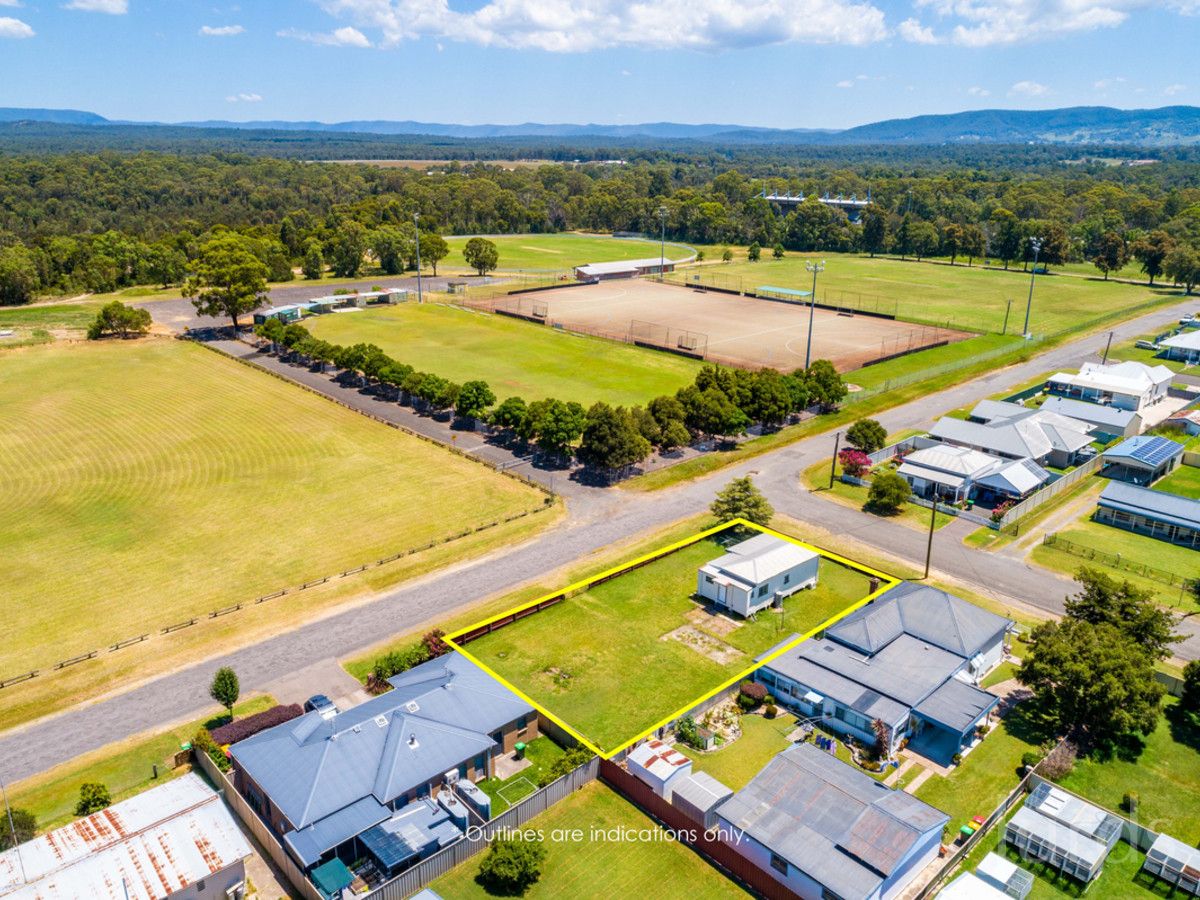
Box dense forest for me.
[2,140,1200,303]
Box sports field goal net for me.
[629,319,708,357]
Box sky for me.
[0,0,1195,129]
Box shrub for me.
[951,753,963,766]
[867,471,911,514]
[1182,659,1200,714]
[1021,751,1041,771]
[0,808,35,851]
[675,715,702,749]
[990,500,1015,523]
[193,728,232,773]
[477,834,546,895]
[764,704,778,719]
[736,693,757,711]
[423,629,449,659]
[537,746,594,787]
[209,704,303,746]
[75,783,112,817]
[1040,741,1078,781]
[740,681,767,702]
[838,448,873,478]
[1123,792,1139,815]
[370,641,433,690]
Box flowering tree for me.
[838,449,873,479]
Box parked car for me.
[304,694,338,719]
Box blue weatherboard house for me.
[757,582,1010,765]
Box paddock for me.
[480,279,971,372]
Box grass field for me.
[459,531,875,750]
[674,251,1176,336]
[1058,699,1200,844]
[801,455,956,532]
[303,300,701,405]
[0,339,546,698]
[430,781,748,899]
[443,233,694,272]
[0,301,100,348]
[1154,464,1200,498]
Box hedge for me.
[209,703,303,746]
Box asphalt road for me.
[2,295,1197,785]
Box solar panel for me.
[1132,437,1182,466]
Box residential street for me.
[2,295,1197,786]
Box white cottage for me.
[697,533,819,617]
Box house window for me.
[474,753,487,773]
[517,715,528,734]
[783,574,791,585]
[821,890,845,900]
[704,575,714,584]
[770,853,789,875]
[757,584,769,598]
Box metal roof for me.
[628,739,692,781]
[1026,782,1122,845]
[1098,481,1200,530]
[1161,330,1200,351]
[575,257,669,276]
[938,872,1010,899]
[930,412,1091,461]
[796,633,966,707]
[230,652,532,839]
[974,457,1051,496]
[670,772,733,813]
[765,654,910,727]
[1048,360,1173,395]
[699,533,817,591]
[283,795,390,867]
[901,445,1000,477]
[913,677,1000,734]
[0,774,250,900]
[717,743,947,900]
[1146,832,1200,874]
[1039,397,1138,430]
[1005,806,1107,866]
[1103,435,1184,469]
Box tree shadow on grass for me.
[1167,703,1200,753]
[202,712,232,732]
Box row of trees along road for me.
[257,318,846,473]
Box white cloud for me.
[898,17,939,42]
[65,0,128,13]
[836,79,855,88]
[200,24,245,36]
[967,85,990,96]
[913,0,1193,47]
[0,0,23,7]
[1164,83,1187,95]
[278,25,371,47]
[314,0,889,52]
[1093,76,1125,89]
[0,14,33,36]
[225,92,263,102]
[1009,79,1049,97]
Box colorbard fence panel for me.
[997,455,1102,529]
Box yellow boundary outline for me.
[445,518,900,759]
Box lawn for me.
[4,695,275,834]
[430,781,747,898]
[676,712,795,790]
[1031,516,1200,613]
[1058,699,1200,844]
[801,457,956,532]
[0,301,100,347]
[443,233,695,273]
[915,702,1048,838]
[1154,463,1200,499]
[475,736,567,815]
[459,531,875,751]
[304,301,702,405]
[0,340,546,722]
[674,251,1176,336]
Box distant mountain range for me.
[3,105,1199,145]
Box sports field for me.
[304,300,702,405]
[443,232,694,272]
[456,529,879,751]
[675,251,1176,335]
[0,340,545,683]
[490,279,969,371]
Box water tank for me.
[438,789,469,829]
[456,779,492,820]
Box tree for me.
[802,359,847,410]
[908,222,939,261]
[209,666,240,717]
[0,808,35,851]
[87,300,152,340]
[1181,659,1200,715]
[578,403,652,470]
[1131,230,1173,286]
[420,232,449,276]
[533,399,586,457]
[1165,245,1200,294]
[744,369,794,428]
[183,235,268,329]
[772,243,785,259]
[960,224,986,266]
[721,247,733,262]
[75,783,112,817]
[990,208,1022,269]
[371,226,411,275]
[629,406,661,447]
[463,237,499,276]
[747,241,761,262]
[490,396,528,433]
[1092,230,1127,280]
[871,718,890,760]
[941,223,963,265]
[1019,619,1164,749]
[710,476,774,526]
[659,419,691,452]
[477,834,546,895]
[860,206,887,257]
[302,241,324,280]
[144,244,187,287]
[680,386,748,439]
[838,448,873,478]
[456,380,496,421]
[867,471,911,513]
[1065,568,1180,661]
[0,244,40,306]
[846,418,888,453]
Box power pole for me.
[413,211,423,304]
[829,431,841,489]
[923,496,938,579]
[1102,331,1114,365]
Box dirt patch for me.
[661,625,743,665]
[686,606,740,637]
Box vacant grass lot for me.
[462,533,873,750]
[431,781,747,898]
[0,340,545,689]
[305,301,701,405]
[443,233,694,273]
[677,252,1174,336]
[1058,699,1200,844]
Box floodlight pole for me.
[657,206,668,280]
[413,212,423,305]
[804,260,825,370]
[1022,236,1042,338]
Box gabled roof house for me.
[929,410,1093,469]
[696,533,820,617]
[716,742,949,900]
[898,443,1050,504]
[230,652,537,878]
[1046,360,1173,411]
[758,582,1010,765]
